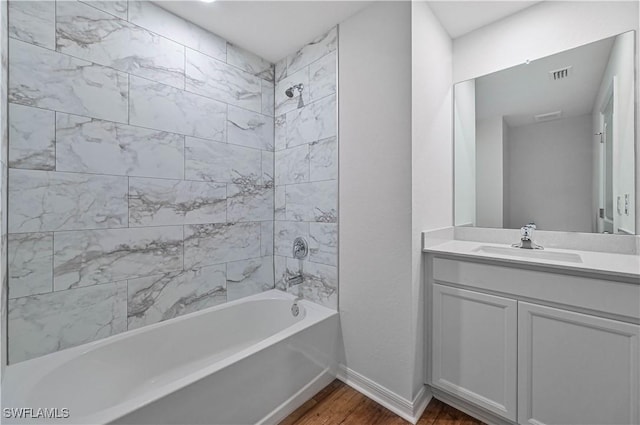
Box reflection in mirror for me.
[454,31,636,235]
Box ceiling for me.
[426,1,542,39]
[154,1,372,63]
[475,35,615,127]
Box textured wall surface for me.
[6,0,277,363]
[273,28,338,310]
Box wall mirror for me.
[454,30,636,235]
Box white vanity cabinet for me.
[427,256,640,425]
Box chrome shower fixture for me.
[285,83,305,108]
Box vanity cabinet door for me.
[518,302,640,425]
[432,284,517,421]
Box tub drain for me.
[291,302,300,317]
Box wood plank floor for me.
[280,380,484,425]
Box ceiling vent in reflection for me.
[548,66,573,81]
[534,110,563,122]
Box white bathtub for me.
[2,290,340,425]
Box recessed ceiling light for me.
[200,0,216,3]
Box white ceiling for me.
[475,36,615,127]
[426,1,542,39]
[153,1,372,63]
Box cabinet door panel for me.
[432,284,517,420]
[518,302,640,425]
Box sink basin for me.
[473,245,583,263]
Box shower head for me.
[285,83,304,98]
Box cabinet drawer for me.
[433,257,640,321]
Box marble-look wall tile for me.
[227,106,274,151]
[275,58,287,83]
[8,103,55,170]
[129,76,226,141]
[185,137,261,184]
[9,169,128,233]
[285,180,337,223]
[128,0,226,62]
[309,223,337,267]
[184,222,261,269]
[286,95,336,148]
[275,186,286,220]
[274,255,286,290]
[262,151,274,187]
[53,226,183,290]
[186,48,262,113]
[227,257,273,301]
[261,80,274,116]
[227,183,273,223]
[275,67,310,116]
[275,114,287,151]
[8,281,127,363]
[309,137,337,182]
[227,43,274,81]
[128,264,226,330]
[261,221,273,256]
[56,113,185,179]
[8,0,55,49]
[286,28,337,75]
[275,221,309,257]
[309,53,336,101]
[275,145,309,185]
[129,178,226,227]
[80,1,128,20]
[285,258,337,309]
[8,232,53,299]
[56,1,185,89]
[9,39,128,123]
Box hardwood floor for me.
[280,380,484,425]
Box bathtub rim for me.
[3,290,337,425]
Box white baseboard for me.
[336,364,432,424]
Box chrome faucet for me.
[512,223,543,250]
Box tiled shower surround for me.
[5,0,337,363]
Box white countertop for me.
[423,239,640,281]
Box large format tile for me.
[129,177,227,226]
[184,222,261,269]
[227,183,273,222]
[262,151,274,187]
[286,95,336,148]
[185,137,262,184]
[9,169,128,233]
[227,106,274,151]
[286,28,337,75]
[56,113,185,179]
[309,52,336,101]
[309,137,337,182]
[285,258,337,310]
[80,1,128,20]
[227,43,274,81]
[261,79,274,116]
[275,114,287,151]
[227,257,273,301]
[128,264,227,330]
[275,144,309,185]
[285,180,337,223]
[129,76,226,142]
[275,67,310,116]
[9,39,128,123]
[57,1,185,89]
[8,281,127,363]
[8,0,55,49]
[53,226,183,290]
[275,221,309,257]
[275,186,286,220]
[128,0,226,62]
[8,232,53,299]
[309,223,337,267]
[261,221,274,256]
[186,48,261,113]
[8,103,55,170]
